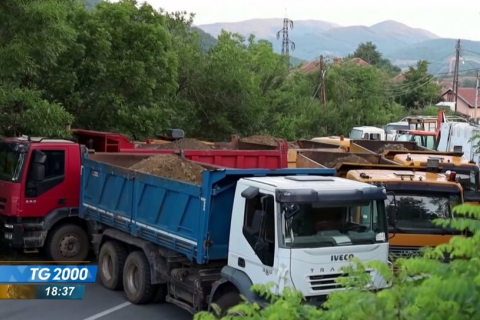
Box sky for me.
[136,0,480,41]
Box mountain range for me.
[197,19,480,74]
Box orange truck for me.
[292,150,464,259]
[350,140,480,203]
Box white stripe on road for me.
[82,302,131,320]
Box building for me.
[440,87,480,117]
[298,57,370,73]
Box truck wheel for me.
[45,224,90,262]
[123,251,154,304]
[98,241,127,291]
[214,292,243,317]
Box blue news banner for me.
[0,265,98,300]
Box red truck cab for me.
[0,136,91,261]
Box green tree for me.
[174,31,289,140]
[349,42,401,74]
[395,60,442,109]
[324,61,404,134]
[39,0,178,139]
[0,0,76,137]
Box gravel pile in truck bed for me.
[129,154,205,185]
[325,155,371,167]
[376,144,409,153]
[241,135,278,146]
[148,138,212,150]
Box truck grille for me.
[309,271,371,291]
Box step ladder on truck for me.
[80,152,392,315]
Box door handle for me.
[238,257,245,268]
[58,198,66,204]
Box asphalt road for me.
[0,281,193,320]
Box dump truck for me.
[290,151,465,258]
[0,136,288,261]
[80,153,391,314]
[349,140,480,203]
[293,150,399,169]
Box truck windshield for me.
[283,200,387,248]
[0,143,26,182]
[394,191,460,231]
[349,129,363,139]
[385,124,410,133]
[456,171,478,192]
[395,132,412,142]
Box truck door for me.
[238,192,278,286]
[23,148,67,217]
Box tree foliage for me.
[195,203,480,319]
[394,60,442,109]
[0,0,444,141]
[349,41,401,74]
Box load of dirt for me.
[325,155,371,167]
[147,138,211,150]
[376,144,409,153]
[241,135,278,146]
[129,154,205,185]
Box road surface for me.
[0,281,193,320]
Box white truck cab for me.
[349,126,386,141]
[227,175,390,303]
[384,121,410,140]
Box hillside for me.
[82,0,101,9]
[198,19,439,61]
[384,38,480,74]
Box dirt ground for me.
[129,154,205,185]
[240,135,278,146]
[325,155,371,167]
[148,138,211,150]
[376,143,409,153]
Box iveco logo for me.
[331,254,354,261]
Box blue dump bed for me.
[79,154,336,264]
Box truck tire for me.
[123,251,154,304]
[214,292,243,317]
[45,224,90,262]
[98,241,127,291]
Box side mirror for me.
[32,163,45,181]
[33,150,47,164]
[254,238,269,252]
[387,206,397,227]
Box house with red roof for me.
[441,87,480,117]
[298,57,370,73]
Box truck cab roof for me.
[347,169,461,188]
[393,153,476,169]
[244,175,379,192]
[352,126,384,133]
[2,136,75,144]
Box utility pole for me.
[452,39,461,111]
[319,55,326,106]
[475,70,479,123]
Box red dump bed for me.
[118,149,288,169]
[74,129,288,169]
